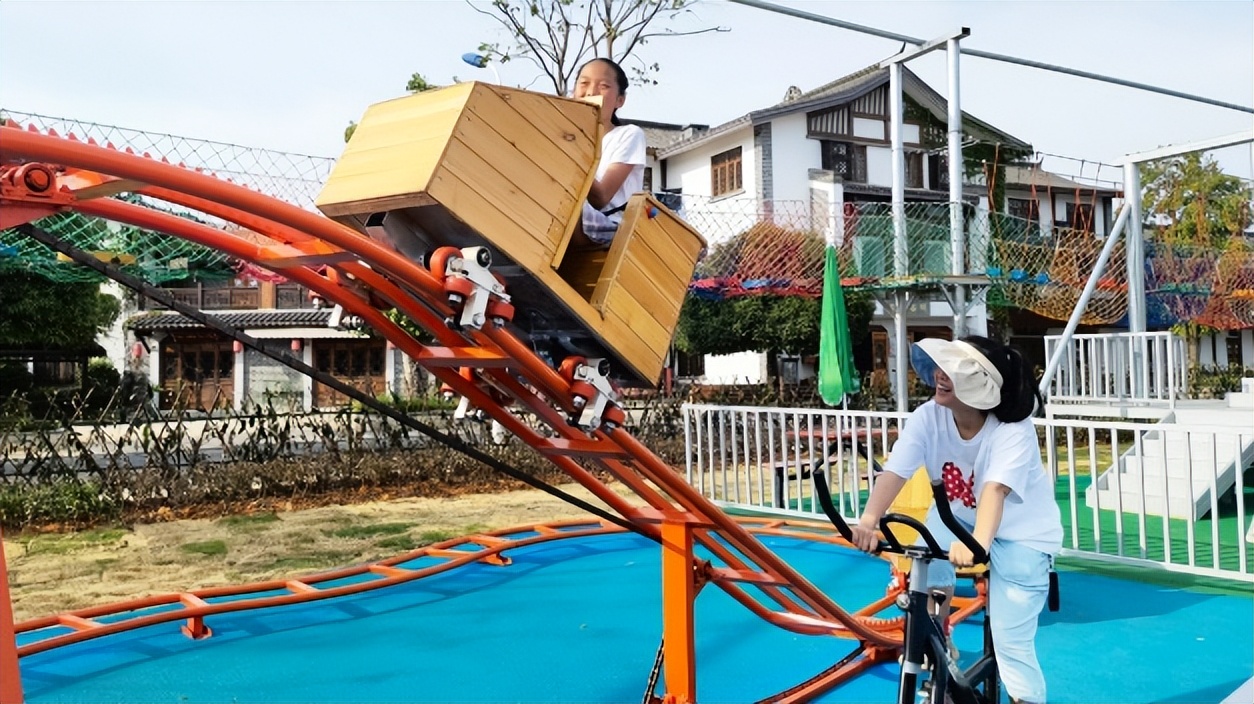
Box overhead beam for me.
[1117,130,1254,164]
[880,27,969,67]
[728,0,1254,115]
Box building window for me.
[673,349,705,378]
[905,152,924,189]
[1008,198,1040,223]
[711,147,742,196]
[928,154,950,191]
[820,141,867,183]
[1064,202,1095,233]
[642,166,653,193]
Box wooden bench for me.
[315,82,705,387]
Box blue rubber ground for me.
[15,532,1253,703]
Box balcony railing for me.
[139,284,313,311]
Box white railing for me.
[683,403,1253,583]
[1043,331,1186,407]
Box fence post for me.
[0,528,23,704]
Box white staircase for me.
[1087,380,1254,521]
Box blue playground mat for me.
[15,532,1253,703]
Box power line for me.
[728,0,1254,115]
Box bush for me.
[0,362,33,396]
[0,481,120,530]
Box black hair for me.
[577,57,628,126]
[961,335,1043,423]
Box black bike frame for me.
[812,470,999,704]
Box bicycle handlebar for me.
[812,467,989,565]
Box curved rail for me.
[0,121,968,699]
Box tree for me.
[675,292,873,379]
[0,273,120,350]
[1142,152,1251,247]
[469,0,727,95]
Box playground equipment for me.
[316,82,705,388]
[814,471,1002,704]
[0,85,967,703]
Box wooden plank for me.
[616,255,682,325]
[486,86,599,163]
[317,136,451,216]
[451,110,579,232]
[631,215,703,286]
[466,85,586,180]
[601,286,672,358]
[600,307,665,382]
[458,99,584,203]
[427,169,554,274]
[441,138,559,258]
[319,192,438,220]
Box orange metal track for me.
[13,519,626,657]
[0,122,985,701]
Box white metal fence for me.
[1044,331,1187,407]
[683,403,1253,583]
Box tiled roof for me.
[127,309,334,332]
[657,64,1030,159]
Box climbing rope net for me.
[0,110,335,284]
[3,109,1251,329]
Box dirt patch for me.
[2,482,646,622]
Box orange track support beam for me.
[661,518,698,704]
[0,528,23,704]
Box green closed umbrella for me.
[819,246,860,405]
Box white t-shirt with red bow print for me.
[882,400,1063,555]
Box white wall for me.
[98,282,134,372]
[665,128,755,200]
[866,144,892,188]
[766,113,817,203]
[664,127,760,244]
[703,351,768,385]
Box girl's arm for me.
[850,472,908,552]
[950,481,1011,567]
[586,162,635,209]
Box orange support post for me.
[0,528,24,704]
[660,517,697,704]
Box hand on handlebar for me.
[849,519,882,553]
[948,540,986,568]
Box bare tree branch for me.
[468,0,727,95]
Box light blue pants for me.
[924,511,1052,703]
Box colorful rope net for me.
[0,110,336,284]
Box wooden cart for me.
[315,82,704,386]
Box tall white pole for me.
[948,37,966,339]
[1124,162,1145,397]
[890,62,910,412]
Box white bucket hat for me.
[910,338,1003,410]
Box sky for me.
[2,0,1252,182]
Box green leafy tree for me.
[675,292,873,378]
[469,0,727,95]
[1142,152,1251,247]
[0,273,120,349]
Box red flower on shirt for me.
[942,462,976,508]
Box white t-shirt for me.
[884,401,1063,555]
[595,123,647,218]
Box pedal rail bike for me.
[812,468,1000,704]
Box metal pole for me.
[0,528,22,704]
[948,37,966,338]
[1039,203,1133,398]
[1124,162,1146,398]
[727,0,1253,114]
[895,292,910,412]
[891,62,906,278]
